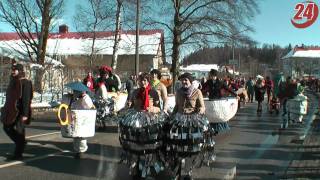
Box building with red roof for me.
[0,25,165,92]
[282,45,320,78]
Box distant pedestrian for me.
[246,77,255,103]
[125,74,135,100]
[265,76,274,103]
[83,72,95,92]
[254,77,266,113]
[1,63,33,160]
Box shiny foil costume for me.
[164,113,215,177]
[94,97,115,126]
[118,109,167,178]
[165,82,216,178]
[118,82,166,178]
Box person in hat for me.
[150,69,168,112]
[104,66,121,92]
[61,88,94,159]
[95,66,110,91]
[201,69,237,134]
[202,69,237,99]
[1,63,33,160]
[166,72,215,180]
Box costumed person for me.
[291,84,307,124]
[118,72,166,179]
[1,63,33,160]
[103,66,121,92]
[94,67,115,129]
[61,88,94,159]
[202,69,237,134]
[83,72,95,92]
[254,76,266,113]
[166,72,215,180]
[150,69,168,112]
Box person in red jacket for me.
[265,76,274,103]
[83,72,95,92]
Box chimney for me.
[59,24,68,34]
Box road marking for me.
[26,132,60,139]
[0,150,70,169]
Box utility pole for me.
[135,0,140,77]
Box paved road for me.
[0,92,318,180]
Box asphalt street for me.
[0,91,318,180]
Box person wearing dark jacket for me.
[202,69,237,134]
[254,78,266,113]
[1,63,33,160]
[202,69,236,99]
[125,74,135,102]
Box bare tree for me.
[111,0,124,71]
[74,0,126,71]
[74,0,113,70]
[143,0,259,92]
[0,0,64,92]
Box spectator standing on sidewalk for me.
[1,63,33,160]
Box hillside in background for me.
[182,44,292,76]
[183,44,292,65]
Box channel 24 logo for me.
[291,1,319,28]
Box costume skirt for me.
[164,113,216,173]
[118,109,167,177]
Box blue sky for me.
[250,0,320,47]
[0,0,319,48]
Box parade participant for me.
[95,67,119,129]
[104,66,121,92]
[150,69,168,112]
[245,77,255,103]
[96,77,108,100]
[265,76,274,103]
[278,76,298,128]
[95,66,109,92]
[254,76,266,114]
[202,69,237,99]
[62,89,94,159]
[1,63,33,160]
[202,69,237,133]
[119,72,166,179]
[166,72,214,180]
[83,72,95,92]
